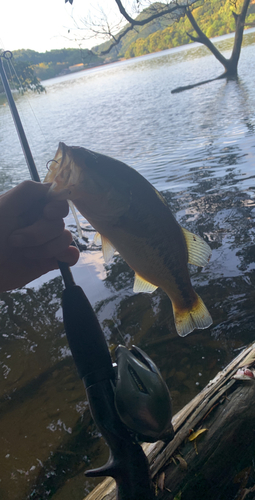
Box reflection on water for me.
[0,29,255,499]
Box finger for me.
[0,257,60,292]
[43,200,69,220]
[21,229,73,260]
[56,245,80,266]
[0,181,52,216]
[20,245,79,284]
[9,217,65,247]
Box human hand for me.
[0,180,80,292]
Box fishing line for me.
[6,59,16,90]
[8,56,27,90]
[1,55,14,91]
[116,326,128,346]
[7,55,50,153]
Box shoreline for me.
[40,26,255,83]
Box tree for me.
[12,48,104,80]
[65,1,199,55]
[65,0,253,91]
[0,55,45,94]
[185,0,251,76]
[12,60,45,93]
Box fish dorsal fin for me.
[181,227,211,267]
[133,273,158,294]
[68,200,83,238]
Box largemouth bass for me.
[45,142,212,337]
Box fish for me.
[44,142,212,337]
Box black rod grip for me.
[62,285,115,384]
[85,380,155,500]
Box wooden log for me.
[84,342,255,500]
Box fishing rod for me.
[0,51,159,499]
[0,50,40,182]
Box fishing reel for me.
[113,344,174,443]
[84,342,174,500]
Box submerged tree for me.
[65,0,253,91]
[185,0,252,76]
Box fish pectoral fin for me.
[93,232,102,246]
[133,273,158,294]
[101,236,115,263]
[181,227,212,267]
[68,200,83,238]
[94,232,116,263]
[172,293,212,337]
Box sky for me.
[0,0,126,53]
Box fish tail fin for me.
[172,293,212,337]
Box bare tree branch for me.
[64,0,252,86]
[100,24,139,54]
[185,8,229,68]
[65,0,201,56]
[114,0,184,26]
[99,1,198,55]
[186,31,202,43]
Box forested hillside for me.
[124,0,255,58]
[11,0,255,81]
[92,2,177,57]
[12,48,104,80]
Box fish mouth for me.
[44,142,80,197]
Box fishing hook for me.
[46,159,59,170]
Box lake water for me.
[1,29,255,499]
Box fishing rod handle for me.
[62,285,155,499]
[62,284,115,383]
[85,379,155,500]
